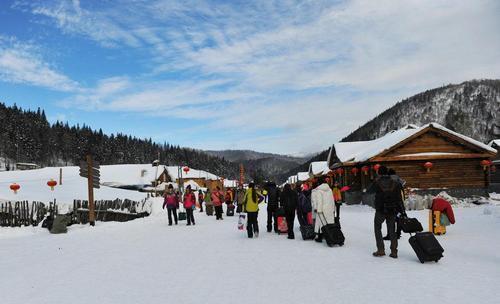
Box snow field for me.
[1,201,499,304]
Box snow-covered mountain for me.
[282,79,500,182]
[343,79,500,142]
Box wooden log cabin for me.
[327,123,497,204]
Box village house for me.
[327,123,497,204]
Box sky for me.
[0,0,499,155]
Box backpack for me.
[376,178,400,212]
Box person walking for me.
[367,166,405,259]
[205,188,214,216]
[311,177,336,243]
[211,186,224,220]
[264,182,280,233]
[297,184,312,226]
[280,184,298,239]
[163,184,179,226]
[183,185,196,225]
[197,190,204,212]
[243,182,263,238]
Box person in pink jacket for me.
[183,185,196,225]
[163,184,179,226]
[211,186,224,220]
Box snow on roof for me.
[308,161,331,176]
[333,123,496,164]
[100,164,159,187]
[297,172,309,182]
[224,179,238,188]
[287,175,298,184]
[488,139,500,148]
[164,166,219,180]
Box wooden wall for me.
[384,131,478,157]
[342,159,488,190]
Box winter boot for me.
[389,250,398,259]
[372,250,386,257]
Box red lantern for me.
[373,164,381,173]
[10,183,20,194]
[351,167,359,176]
[336,168,344,175]
[183,166,190,174]
[47,179,58,191]
[361,166,370,175]
[424,162,433,173]
[481,159,492,171]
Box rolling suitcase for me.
[408,232,444,263]
[319,214,344,247]
[227,205,235,216]
[206,205,214,216]
[300,224,315,240]
[276,208,287,234]
[178,211,187,221]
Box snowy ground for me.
[1,201,499,304]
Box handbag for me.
[238,214,246,230]
[400,216,423,233]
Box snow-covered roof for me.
[297,172,309,182]
[308,161,331,176]
[224,179,239,188]
[100,164,159,187]
[332,123,496,165]
[488,139,500,148]
[287,175,298,184]
[164,166,219,180]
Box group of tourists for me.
[162,165,454,260]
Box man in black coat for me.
[280,184,298,239]
[366,166,405,258]
[265,182,280,233]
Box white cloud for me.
[15,0,500,153]
[0,37,79,92]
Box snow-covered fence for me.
[73,199,149,224]
[0,201,56,227]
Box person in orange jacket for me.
[211,186,224,220]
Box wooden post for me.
[87,155,95,226]
[59,168,63,185]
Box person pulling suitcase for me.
[365,166,405,259]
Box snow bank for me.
[404,191,489,210]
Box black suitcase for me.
[408,232,444,263]
[300,225,315,240]
[318,213,345,247]
[227,205,235,216]
[322,223,345,247]
[400,216,423,233]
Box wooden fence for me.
[0,199,148,227]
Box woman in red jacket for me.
[183,185,196,225]
[432,197,456,224]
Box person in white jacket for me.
[311,178,336,243]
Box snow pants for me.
[267,205,278,232]
[286,213,295,239]
[167,207,178,225]
[374,211,397,253]
[247,211,259,238]
[186,208,195,225]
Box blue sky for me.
[1,0,499,155]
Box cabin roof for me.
[308,161,331,176]
[330,123,496,165]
